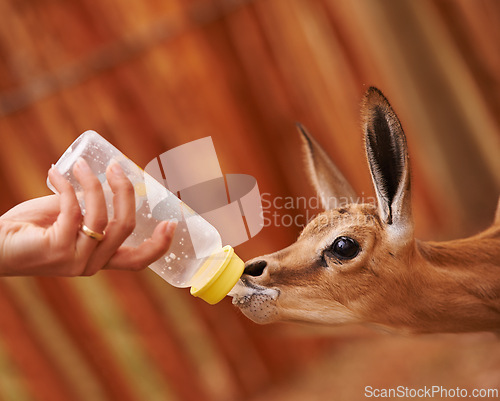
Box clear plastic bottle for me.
[48,130,244,304]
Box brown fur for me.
[232,88,500,334]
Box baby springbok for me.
[233,87,500,334]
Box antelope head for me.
[232,87,500,334]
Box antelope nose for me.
[244,260,267,277]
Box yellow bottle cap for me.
[190,245,244,305]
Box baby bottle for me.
[47,130,244,304]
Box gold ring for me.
[80,224,105,241]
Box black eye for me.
[330,236,360,260]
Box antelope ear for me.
[297,123,356,210]
[363,87,413,238]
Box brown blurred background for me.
[0,0,499,400]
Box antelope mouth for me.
[230,278,280,305]
[231,290,280,306]
[229,278,280,323]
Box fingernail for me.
[75,158,90,172]
[165,220,177,234]
[109,161,125,177]
[49,164,61,176]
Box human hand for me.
[0,159,176,276]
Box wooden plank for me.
[104,270,210,401]
[0,335,33,401]
[141,271,242,401]
[36,278,141,401]
[0,281,78,401]
[2,278,109,401]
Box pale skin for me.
[0,159,176,277]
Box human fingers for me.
[105,220,176,271]
[83,162,136,275]
[72,158,108,271]
[48,166,83,239]
[0,195,61,226]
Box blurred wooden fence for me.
[0,0,499,400]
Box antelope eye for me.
[331,236,360,260]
